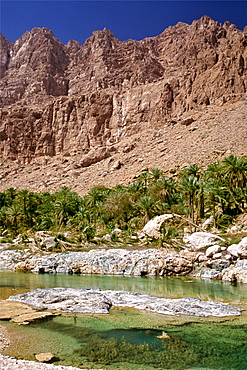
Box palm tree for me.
[53,188,81,227]
[179,164,201,179]
[5,203,23,235]
[179,175,200,223]
[17,189,40,228]
[220,155,247,210]
[203,179,228,227]
[136,195,157,224]
[4,188,17,206]
[100,189,135,228]
[148,176,178,207]
[136,170,151,194]
[149,167,164,181]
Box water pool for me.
[1,271,247,370]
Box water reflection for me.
[1,271,247,304]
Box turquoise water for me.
[1,271,247,370]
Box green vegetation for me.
[32,315,247,369]
[0,155,246,248]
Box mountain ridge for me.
[0,16,246,194]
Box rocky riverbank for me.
[1,236,247,283]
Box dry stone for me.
[183,232,224,251]
[236,237,247,258]
[142,214,174,239]
[206,245,221,258]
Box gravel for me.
[0,355,86,370]
[0,355,105,370]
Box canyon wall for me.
[0,16,246,163]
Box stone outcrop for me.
[0,16,246,165]
[183,232,225,251]
[0,300,59,324]
[35,353,59,364]
[11,248,194,276]
[7,287,242,317]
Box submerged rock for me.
[7,288,242,317]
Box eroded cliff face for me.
[0,16,246,167]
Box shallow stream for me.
[1,271,247,370]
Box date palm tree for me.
[136,195,157,224]
[220,155,247,210]
[179,175,200,223]
[5,203,23,235]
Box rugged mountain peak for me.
[0,27,69,105]
[0,34,12,78]
[9,26,68,75]
[192,15,219,28]
[0,17,246,182]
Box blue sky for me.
[1,1,247,45]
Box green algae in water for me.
[23,313,247,370]
[74,323,247,369]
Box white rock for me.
[142,214,174,239]
[222,259,247,283]
[112,228,122,236]
[227,237,247,259]
[227,244,239,257]
[183,232,224,251]
[237,237,247,258]
[206,245,221,258]
[225,254,232,260]
[35,353,56,363]
[212,252,222,259]
[102,234,111,242]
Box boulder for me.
[142,214,174,239]
[205,245,221,258]
[227,237,247,259]
[35,231,56,251]
[194,268,222,280]
[102,234,111,242]
[183,232,224,251]
[212,252,222,259]
[227,244,239,258]
[35,353,58,363]
[236,237,247,259]
[222,259,247,284]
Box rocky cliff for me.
[0,16,247,193]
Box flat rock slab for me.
[0,300,59,324]
[7,288,242,317]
